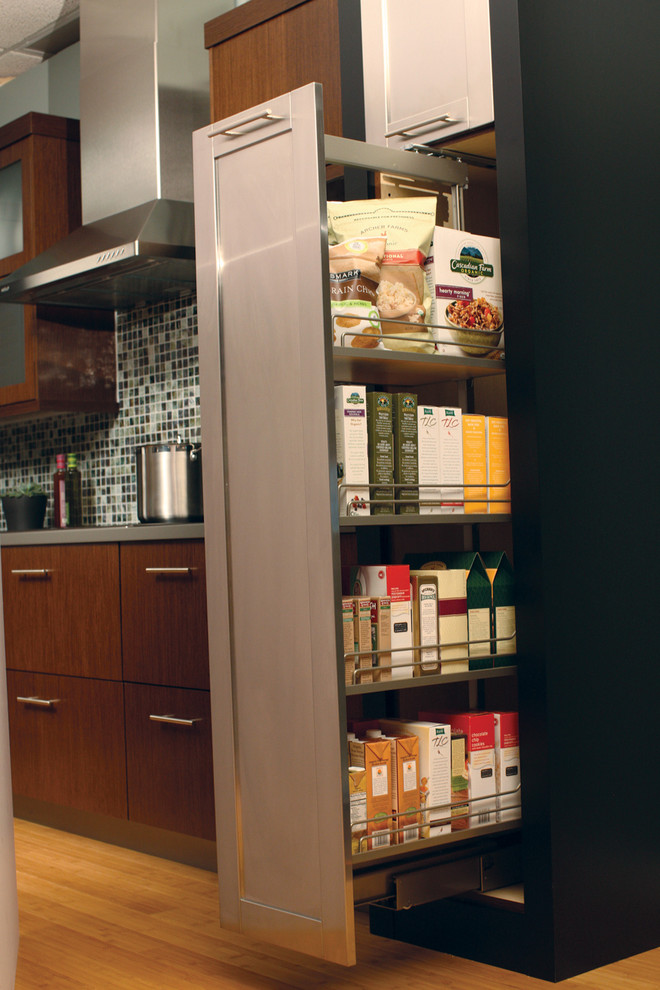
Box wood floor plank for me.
[13,819,660,990]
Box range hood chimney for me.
[0,0,222,310]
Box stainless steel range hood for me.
[0,0,225,310]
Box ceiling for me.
[0,0,79,83]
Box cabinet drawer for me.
[7,671,127,818]
[1,544,122,679]
[124,683,215,840]
[120,541,209,689]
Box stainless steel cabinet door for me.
[193,84,355,965]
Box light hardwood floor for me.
[12,819,660,989]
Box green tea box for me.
[480,551,516,664]
[366,391,394,514]
[393,392,418,514]
[334,385,369,516]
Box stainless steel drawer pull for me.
[144,567,192,575]
[17,696,60,707]
[208,109,284,138]
[10,569,51,577]
[149,714,202,727]
[385,114,462,138]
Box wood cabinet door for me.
[6,671,127,818]
[1,544,122,679]
[124,683,215,840]
[120,541,209,689]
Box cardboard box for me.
[352,597,374,685]
[393,392,419,514]
[419,711,496,827]
[480,551,516,663]
[410,572,439,675]
[335,385,369,516]
[417,405,464,514]
[348,766,368,854]
[349,565,413,678]
[348,736,393,850]
[389,733,421,843]
[424,226,504,359]
[380,719,452,838]
[341,597,356,685]
[370,596,392,682]
[486,416,511,514]
[462,413,488,513]
[430,551,493,670]
[450,732,470,830]
[366,391,394,514]
[411,568,468,673]
[493,712,521,822]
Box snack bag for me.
[328,197,437,352]
[329,236,387,348]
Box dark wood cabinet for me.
[124,683,215,840]
[6,670,127,819]
[204,0,364,139]
[120,540,209,690]
[0,112,118,418]
[1,544,122,680]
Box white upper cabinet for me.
[361,0,494,149]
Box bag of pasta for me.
[329,236,387,348]
[328,197,437,352]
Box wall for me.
[0,44,80,127]
[0,297,201,530]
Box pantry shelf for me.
[345,665,517,696]
[352,819,521,869]
[333,345,505,387]
[340,512,510,527]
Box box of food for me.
[450,732,470,830]
[492,712,521,821]
[366,391,394,514]
[419,711,496,827]
[417,405,464,514]
[370,596,392,682]
[341,596,356,685]
[334,385,369,516]
[425,227,504,359]
[380,719,452,838]
[393,392,419,514]
[348,565,413,678]
[429,551,493,670]
[387,732,421,844]
[486,416,511,514]
[348,736,393,850]
[352,596,374,685]
[410,572,439,675]
[348,766,368,854]
[480,551,516,663]
[411,568,468,673]
[462,413,488,514]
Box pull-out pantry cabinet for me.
[194,83,520,970]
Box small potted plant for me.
[1,482,48,532]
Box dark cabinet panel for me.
[120,541,209,689]
[124,682,215,840]
[1,544,122,679]
[7,671,127,818]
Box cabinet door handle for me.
[144,567,193,575]
[208,109,284,138]
[385,114,462,138]
[10,569,51,577]
[17,696,60,707]
[148,714,202,727]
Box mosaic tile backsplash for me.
[0,297,201,530]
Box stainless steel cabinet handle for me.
[144,567,192,574]
[10,569,51,577]
[385,114,462,138]
[149,714,202,727]
[208,109,284,138]
[17,696,60,707]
